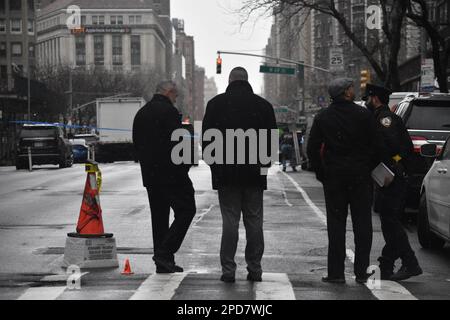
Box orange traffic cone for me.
[121,258,134,275]
[76,171,105,235]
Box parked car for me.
[395,94,450,210]
[418,141,450,249]
[389,92,419,112]
[70,139,89,163]
[16,124,73,170]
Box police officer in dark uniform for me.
[307,78,383,284]
[363,84,423,281]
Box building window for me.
[110,15,123,25]
[0,19,5,33]
[0,0,4,13]
[10,0,21,10]
[75,36,86,65]
[0,42,6,57]
[81,15,86,26]
[11,43,23,57]
[28,0,34,10]
[129,15,142,24]
[11,19,22,33]
[28,19,34,34]
[0,65,7,80]
[94,35,104,65]
[112,35,122,65]
[131,35,141,65]
[92,16,105,25]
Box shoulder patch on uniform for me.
[380,117,392,127]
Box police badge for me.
[381,117,392,127]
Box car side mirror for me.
[420,144,438,158]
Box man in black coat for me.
[363,83,422,281]
[202,67,277,283]
[307,78,382,284]
[133,81,196,273]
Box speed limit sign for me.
[330,48,344,71]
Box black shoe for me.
[247,273,262,282]
[153,256,176,273]
[390,265,423,282]
[156,266,175,274]
[355,274,371,284]
[220,275,235,283]
[321,276,346,284]
[380,271,394,280]
[173,265,184,273]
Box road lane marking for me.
[281,171,418,301]
[254,273,296,300]
[129,273,187,300]
[369,281,418,300]
[18,286,66,300]
[281,172,326,224]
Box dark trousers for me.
[375,176,418,268]
[146,182,196,263]
[323,175,373,278]
[218,186,264,277]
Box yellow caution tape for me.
[85,162,102,193]
[393,154,402,162]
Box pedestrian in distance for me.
[132,80,196,274]
[363,83,423,281]
[202,67,277,283]
[307,78,383,284]
[280,131,297,172]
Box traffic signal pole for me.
[217,50,331,167]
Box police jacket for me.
[307,98,383,181]
[372,105,414,174]
[132,94,191,187]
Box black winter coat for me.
[132,94,191,187]
[373,105,414,174]
[307,98,383,182]
[202,80,277,190]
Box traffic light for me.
[360,69,371,91]
[216,56,222,74]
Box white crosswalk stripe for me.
[17,286,66,300]
[254,273,296,300]
[129,273,187,300]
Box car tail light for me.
[410,136,427,153]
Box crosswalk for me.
[5,271,421,300]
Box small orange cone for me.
[121,258,134,275]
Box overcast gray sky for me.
[171,0,272,95]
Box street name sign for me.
[260,65,296,75]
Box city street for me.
[0,161,449,300]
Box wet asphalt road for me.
[0,161,449,300]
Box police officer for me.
[363,84,423,281]
[307,78,382,284]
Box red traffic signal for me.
[216,56,222,74]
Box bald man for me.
[133,81,196,273]
[202,67,277,283]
